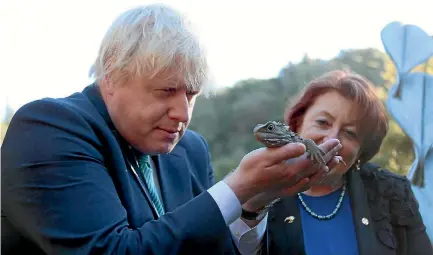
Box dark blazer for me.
[1,84,239,255]
[265,162,433,255]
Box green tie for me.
[138,155,165,217]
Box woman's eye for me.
[316,119,328,125]
[345,130,357,138]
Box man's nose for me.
[168,94,190,123]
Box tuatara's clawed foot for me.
[303,139,326,166]
[334,155,346,166]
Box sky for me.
[0,0,432,117]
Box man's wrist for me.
[241,192,276,213]
[241,201,266,213]
[223,171,253,204]
[241,198,281,221]
[241,207,266,221]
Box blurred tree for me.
[371,119,415,175]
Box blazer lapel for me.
[267,196,305,255]
[82,83,116,130]
[156,146,193,212]
[83,83,163,219]
[347,169,382,255]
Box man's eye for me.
[187,90,199,96]
[163,88,177,93]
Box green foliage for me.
[371,119,415,175]
[190,48,416,180]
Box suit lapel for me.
[347,169,382,255]
[267,196,305,255]
[156,146,193,212]
[83,84,161,218]
[282,197,305,255]
[82,83,116,130]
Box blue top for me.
[298,187,359,255]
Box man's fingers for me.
[308,164,328,184]
[280,177,310,196]
[318,139,340,153]
[326,156,341,170]
[267,142,306,164]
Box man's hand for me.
[224,139,342,210]
[315,161,349,188]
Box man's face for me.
[101,68,200,154]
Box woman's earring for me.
[355,160,361,171]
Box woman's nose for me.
[323,128,340,141]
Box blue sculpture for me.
[381,21,433,239]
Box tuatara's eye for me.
[267,124,274,131]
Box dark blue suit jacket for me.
[1,84,239,254]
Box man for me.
[1,4,342,255]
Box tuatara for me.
[253,120,342,166]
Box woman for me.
[265,70,432,255]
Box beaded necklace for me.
[297,183,346,220]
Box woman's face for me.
[297,90,362,177]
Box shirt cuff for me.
[230,214,268,255]
[207,181,242,225]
